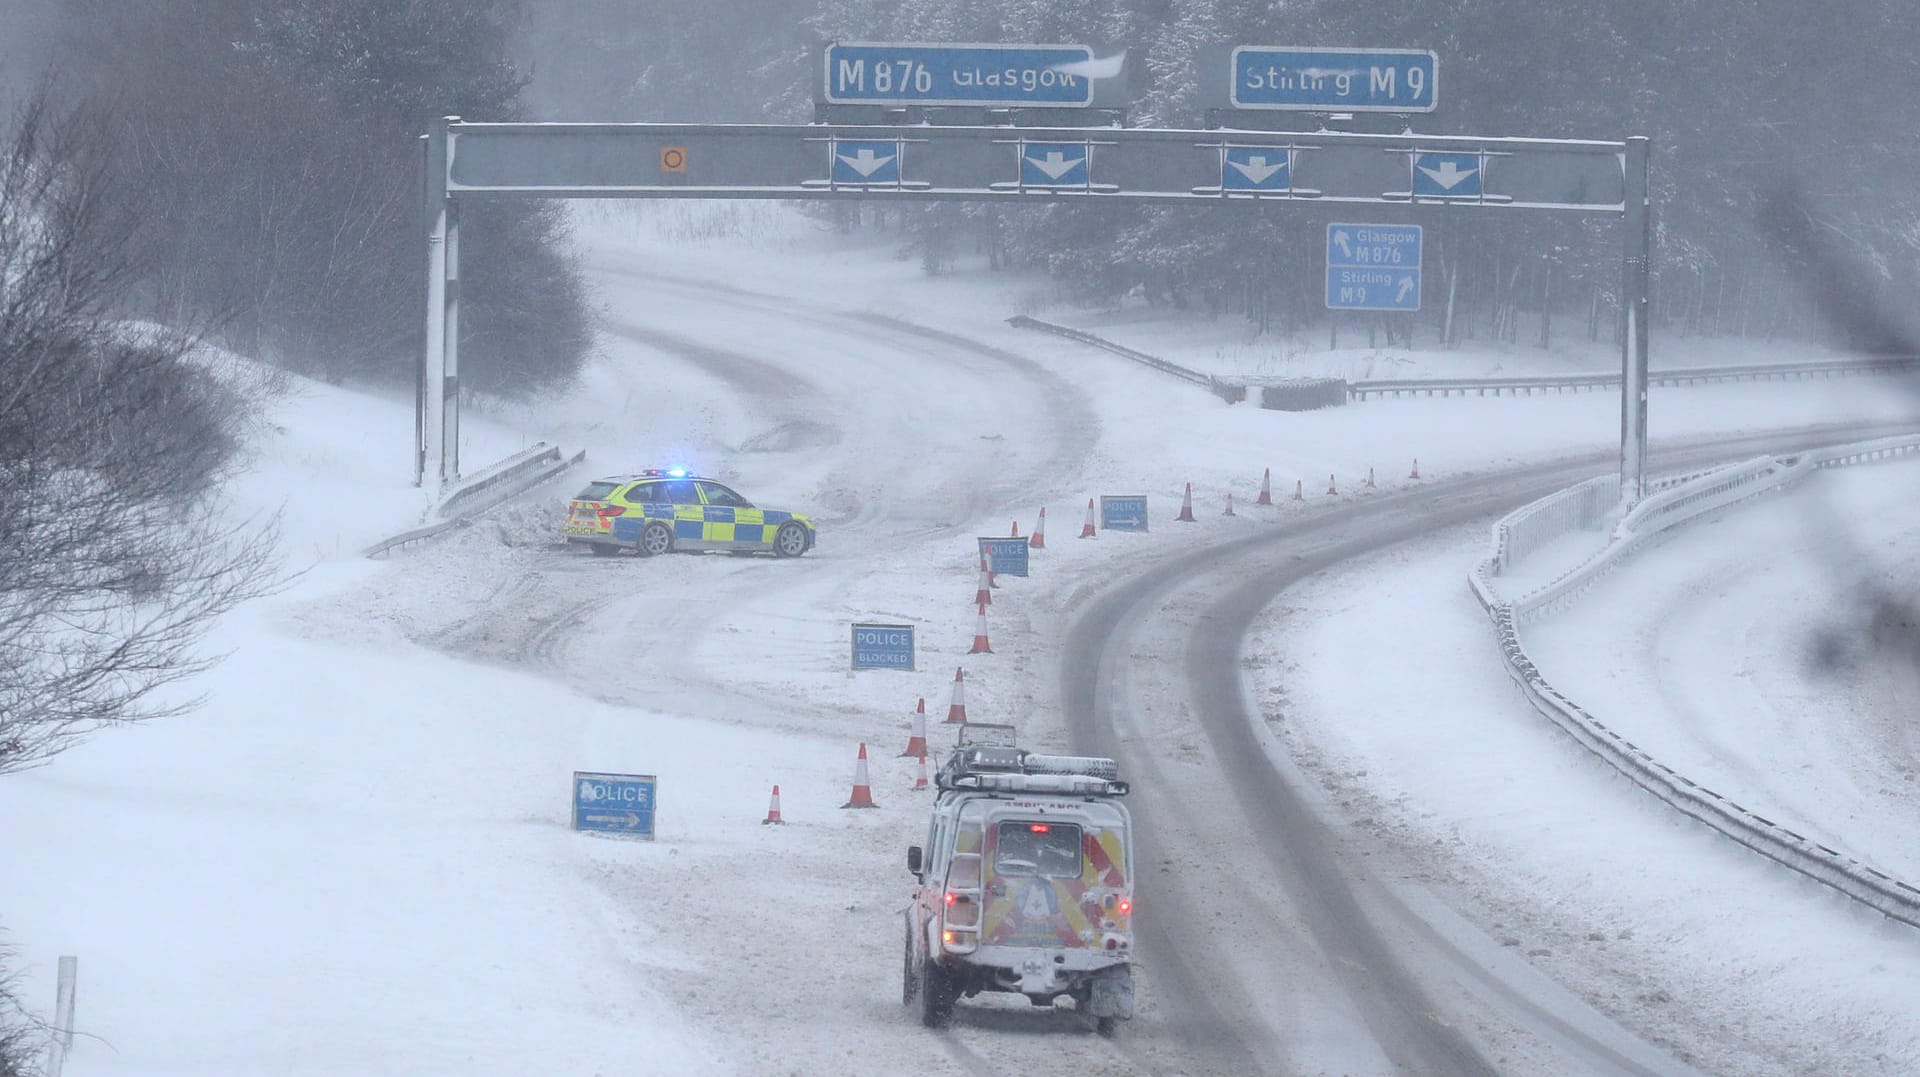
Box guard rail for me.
[1003,314,1916,406]
[365,445,586,558]
[1471,434,1920,928]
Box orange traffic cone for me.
[1175,483,1197,522]
[974,559,992,607]
[913,754,929,792]
[946,666,968,724]
[1224,492,1236,517]
[1410,458,1421,480]
[1365,466,1376,489]
[1011,521,1020,538]
[763,784,785,825]
[979,550,998,589]
[1079,498,1097,538]
[842,744,877,809]
[901,698,928,758]
[968,603,993,655]
[1293,479,1304,501]
[1256,468,1273,505]
[1030,507,1047,549]
[1327,474,1338,495]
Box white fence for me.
[1470,434,1920,928]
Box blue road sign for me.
[1100,495,1149,532]
[830,139,902,185]
[1230,47,1437,113]
[851,622,916,670]
[1327,222,1421,311]
[1413,151,1482,198]
[1221,146,1290,192]
[824,43,1102,107]
[1019,142,1088,187]
[573,772,657,839]
[977,537,1030,578]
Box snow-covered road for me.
[4,205,1919,1075]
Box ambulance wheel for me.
[773,522,809,558]
[636,521,673,558]
[920,956,955,1028]
[901,918,919,1006]
[1096,1016,1118,1037]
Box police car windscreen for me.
[993,821,1082,879]
[575,481,620,501]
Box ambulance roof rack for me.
[935,744,1128,797]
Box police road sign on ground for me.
[573,772,657,839]
[851,622,916,670]
[1221,146,1290,192]
[830,139,902,185]
[978,537,1030,577]
[1326,222,1421,312]
[823,43,1104,107]
[1413,151,1482,198]
[1230,47,1437,112]
[1100,495,1150,532]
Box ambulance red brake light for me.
[1118,898,1132,915]
[1029,824,1049,833]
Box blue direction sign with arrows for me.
[1413,151,1482,198]
[1230,47,1437,112]
[573,771,658,839]
[830,139,902,185]
[1326,223,1421,312]
[1020,142,1089,186]
[1221,146,1290,192]
[823,43,1106,107]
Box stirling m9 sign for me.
[822,42,1116,108]
[1231,47,1437,113]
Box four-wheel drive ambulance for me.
[903,738,1135,1032]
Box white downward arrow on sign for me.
[837,148,896,177]
[1396,277,1416,303]
[1418,160,1478,190]
[1028,150,1084,180]
[1227,154,1286,185]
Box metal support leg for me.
[1619,135,1652,507]
[421,117,450,489]
[443,196,461,482]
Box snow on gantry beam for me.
[442,121,1630,212]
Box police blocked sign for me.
[573,772,657,839]
[851,622,916,670]
[1100,495,1149,532]
[978,537,1030,577]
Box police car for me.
[563,469,816,558]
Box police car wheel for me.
[773,522,808,558]
[637,521,673,558]
[588,543,620,558]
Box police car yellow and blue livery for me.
[563,469,816,558]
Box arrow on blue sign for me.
[1021,143,1088,186]
[1413,152,1482,198]
[831,139,901,184]
[1222,147,1289,191]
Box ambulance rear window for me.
[993,821,1082,879]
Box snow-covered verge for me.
[1249,462,1920,1077]
[1,200,1915,1074]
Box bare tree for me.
[0,89,279,775]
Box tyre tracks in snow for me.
[1061,422,1917,1075]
